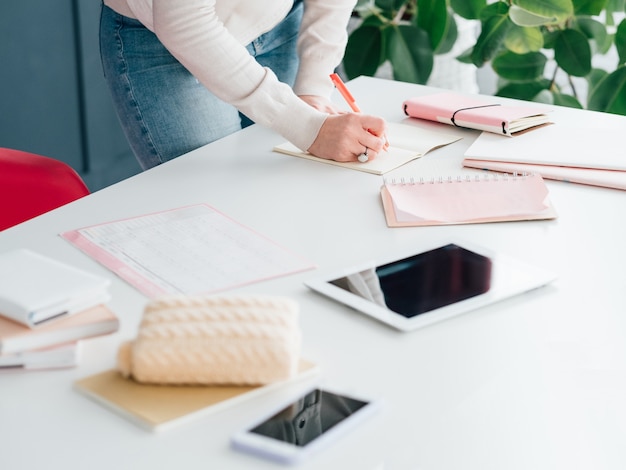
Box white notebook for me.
[0,249,111,328]
[0,342,80,370]
[274,122,462,175]
[464,125,626,171]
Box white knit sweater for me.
[103,0,357,151]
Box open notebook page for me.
[273,122,462,175]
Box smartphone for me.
[231,387,381,465]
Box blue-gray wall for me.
[0,0,140,191]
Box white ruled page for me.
[61,204,315,298]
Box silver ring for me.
[358,147,369,163]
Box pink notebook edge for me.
[379,180,557,227]
[463,159,626,191]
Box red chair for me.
[0,148,90,231]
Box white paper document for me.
[61,205,315,298]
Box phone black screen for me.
[249,389,368,447]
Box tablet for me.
[305,240,556,332]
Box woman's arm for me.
[151,0,326,151]
[151,0,385,162]
[294,0,357,98]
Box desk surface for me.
[2,77,626,470]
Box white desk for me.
[2,77,626,470]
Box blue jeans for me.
[99,2,303,170]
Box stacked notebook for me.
[0,249,119,370]
[463,125,626,191]
[403,91,626,192]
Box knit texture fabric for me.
[118,294,301,385]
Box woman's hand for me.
[307,113,387,163]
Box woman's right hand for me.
[307,113,388,163]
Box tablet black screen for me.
[329,244,492,318]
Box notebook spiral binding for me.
[384,172,533,186]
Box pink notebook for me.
[463,159,626,191]
[403,92,552,136]
[380,173,557,227]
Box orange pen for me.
[330,73,362,112]
[329,73,389,149]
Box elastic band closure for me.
[451,104,501,127]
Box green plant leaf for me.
[480,2,510,21]
[493,51,548,80]
[575,17,610,54]
[509,6,556,26]
[512,0,574,24]
[588,65,626,114]
[606,0,626,14]
[572,0,608,15]
[416,0,449,51]
[343,25,385,79]
[450,0,487,19]
[504,25,544,53]
[554,29,592,76]
[587,67,609,90]
[456,46,475,63]
[551,91,584,108]
[472,6,512,66]
[374,0,404,11]
[617,19,626,64]
[387,24,434,83]
[542,29,560,48]
[360,14,387,28]
[585,69,609,96]
[495,78,552,100]
[435,11,459,54]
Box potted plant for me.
[343,0,626,115]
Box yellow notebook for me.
[273,122,462,175]
[74,360,319,432]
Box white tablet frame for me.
[305,239,556,332]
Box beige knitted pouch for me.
[117,294,301,385]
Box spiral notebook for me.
[380,173,557,227]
